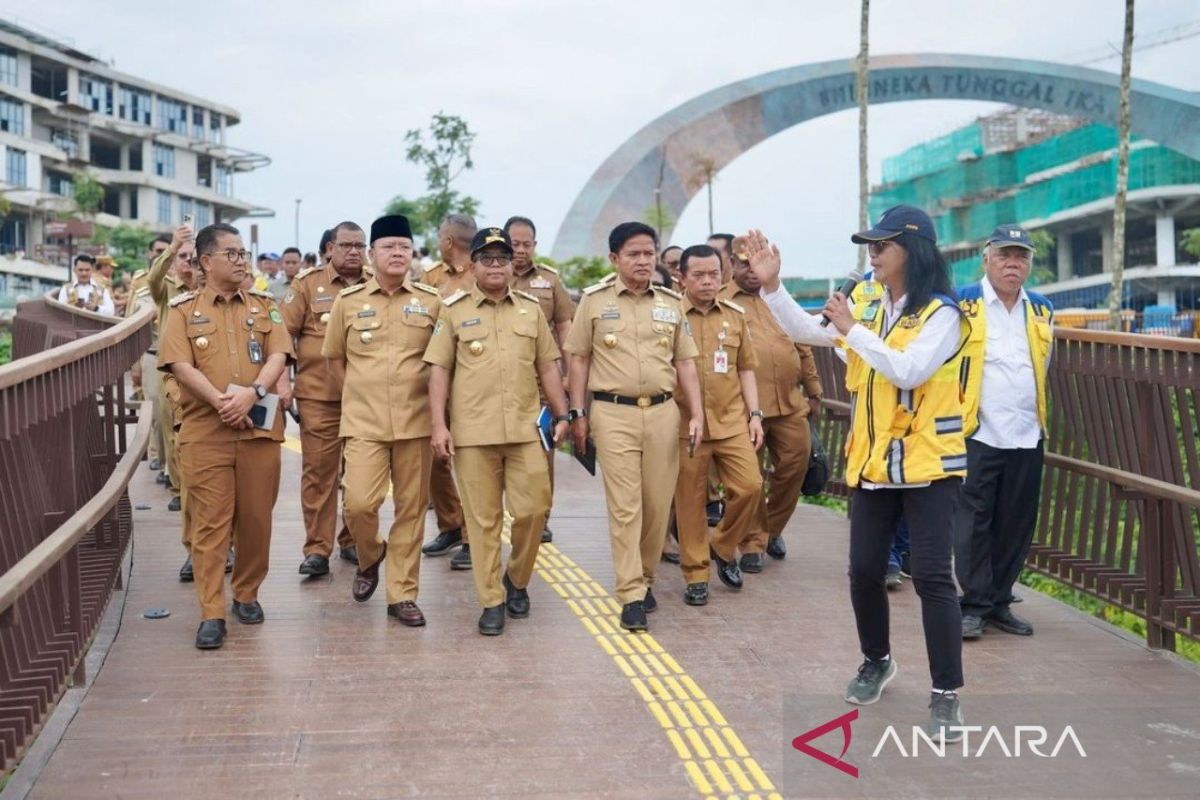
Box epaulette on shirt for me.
[720,298,745,314]
[169,291,196,307]
[339,283,367,297]
[249,288,276,301]
[295,266,318,280]
[537,263,559,275]
[582,275,615,295]
[422,262,441,273]
[514,289,540,304]
[412,282,439,295]
[443,289,468,306]
[653,284,682,300]
[134,286,151,297]
[132,268,148,279]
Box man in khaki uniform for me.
[565,222,703,632]
[322,215,440,627]
[282,221,368,576]
[418,213,475,568]
[128,236,172,406]
[505,215,575,543]
[159,223,293,650]
[720,239,822,566]
[426,227,568,636]
[673,245,764,607]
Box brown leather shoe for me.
[352,543,387,603]
[387,601,426,627]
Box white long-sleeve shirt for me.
[973,276,1044,450]
[57,281,115,316]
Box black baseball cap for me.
[851,205,937,244]
[470,227,513,258]
[986,224,1036,252]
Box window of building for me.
[195,202,211,228]
[153,143,175,178]
[0,47,17,87]
[49,128,80,159]
[208,112,222,144]
[157,96,186,134]
[0,97,24,135]
[128,143,143,171]
[196,156,212,189]
[191,107,205,140]
[215,164,232,197]
[80,74,114,115]
[47,171,74,197]
[179,197,193,220]
[31,60,68,101]
[102,186,120,216]
[157,190,172,224]
[6,148,27,187]
[0,216,27,255]
[119,86,151,124]
[129,189,138,220]
[89,138,121,169]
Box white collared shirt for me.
[57,281,115,315]
[973,276,1042,450]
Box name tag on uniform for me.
[404,304,429,315]
[529,278,552,289]
[315,295,334,303]
[356,309,376,318]
[600,311,621,320]
[461,318,481,327]
[713,349,729,374]
[651,307,679,324]
[249,340,264,364]
[189,316,210,324]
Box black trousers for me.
[849,479,963,691]
[955,439,1045,618]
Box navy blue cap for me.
[986,224,1036,251]
[851,205,937,244]
[470,226,513,258]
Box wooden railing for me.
[0,296,152,772]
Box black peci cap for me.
[851,205,937,244]
[370,215,413,244]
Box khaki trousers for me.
[429,455,466,532]
[675,433,763,585]
[750,409,812,547]
[454,441,550,608]
[179,438,280,620]
[591,400,679,605]
[141,352,165,467]
[343,437,432,604]
[297,398,354,557]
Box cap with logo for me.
[731,235,751,264]
[851,204,937,244]
[985,224,1036,252]
[470,227,513,258]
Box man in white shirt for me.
[57,254,115,315]
[954,225,1054,639]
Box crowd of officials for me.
[113,203,1051,741]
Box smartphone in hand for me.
[688,431,697,458]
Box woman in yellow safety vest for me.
[744,204,971,744]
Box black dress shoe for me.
[766,536,787,560]
[387,601,426,627]
[195,619,226,649]
[660,551,680,565]
[479,604,505,635]
[961,614,985,640]
[643,588,657,614]
[299,554,330,576]
[503,573,530,618]
[232,600,264,624]
[422,528,462,556]
[179,555,194,582]
[450,543,472,570]
[684,582,709,606]
[541,526,553,543]
[739,553,764,573]
[986,607,1034,636]
[620,601,648,632]
[167,495,181,512]
[156,471,168,485]
[339,545,359,565]
[710,548,743,590]
[705,500,725,527]
[225,549,235,574]
[149,457,162,471]
[352,544,387,602]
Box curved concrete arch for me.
[551,53,1200,260]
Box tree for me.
[548,255,611,290]
[1107,0,1135,330]
[855,0,870,275]
[687,154,719,236]
[643,205,676,236]
[1181,227,1200,260]
[105,224,156,274]
[1028,229,1057,285]
[382,194,437,250]
[71,171,105,217]
[404,113,481,235]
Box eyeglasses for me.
[212,248,251,263]
[867,241,895,256]
[475,255,512,267]
[336,242,367,252]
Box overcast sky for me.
[8,0,1199,277]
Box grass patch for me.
[801,494,848,514]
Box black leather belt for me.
[592,391,673,408]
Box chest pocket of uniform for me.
[595,315,626,334]
[350,317,382,351]
[311,298,334,326]
[187,321,218,363]
[512,317,538,362]
[457,322,492,362]
[401,311,434,348]
[251,316,274,337]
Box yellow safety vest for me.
[844,294,971,488]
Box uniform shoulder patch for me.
[443,289,468,306]
[536,263,560,276]
[168,291,195,307]
[339,283,367,297]
[132,268,148,279]
[720,298,745,314]
[412,282,440,295]
[514,289,540,304]
[295,266,318,280]
[135,286,151,296]
[582,275,615,295]
[422,262,441,273]
[653,285,682,300]
[249,288,275,300]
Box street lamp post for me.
[294,198,302,247]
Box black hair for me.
[74,253,95,266]
[504,216,537,238]
[303,252,318,264]
[893,231,957,315]
[319,229,333,253]
[331,221,363,239]
[652,264,672,286]
[678,244,720,276]
[707,233,734,253]
[608,221,658,254]
[660,245,683,258]
[151,234,172,247]
[195,223,240,257]
[282,246,302,257]
[419,246,430,257]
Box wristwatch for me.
[749,409,764,419]
[568,408,588,423]
[252,383,267,400]
[553,414,570,424]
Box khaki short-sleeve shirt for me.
[281,263,368,402]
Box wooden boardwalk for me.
[16,441,1200,799]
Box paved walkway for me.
[20,442,1200,799]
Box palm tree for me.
[856,0,870,274]
[1107,0,1135,330]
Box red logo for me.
[791,709,859,778]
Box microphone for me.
[820,270,864,327]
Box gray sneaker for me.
[844,658,897,705]
[926,691,965,743]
